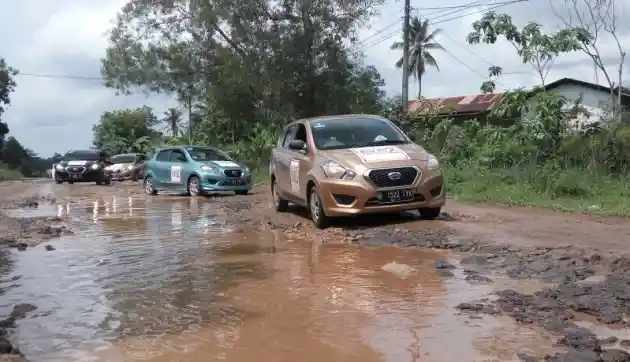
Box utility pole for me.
[401,0,411,112]
[187,88,192,144]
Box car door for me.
[152,149,172,186]
[165,148,188,190]
[273,124,297,198]
[285,122,313,202]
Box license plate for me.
[226,179,244,186]
[71,175,80,180]
[376,189,414,203]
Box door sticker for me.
[171,166,182,183]
[289,159,300,193]
[350,146,410,163]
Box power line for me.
[16,72,104,80]
[353,0,526,52]
[15,0,529,81]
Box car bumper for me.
[109,169,135,180]
[316,172,446,217]
[56,169,107,182]
[200,173,253,191]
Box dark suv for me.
[54,150,112,185]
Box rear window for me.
[310,118,408,150]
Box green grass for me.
[0,164,22,181]
[443,166,630,217]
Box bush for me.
[394,89,630,215]
[0,163,22,181]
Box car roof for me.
[66,149,100,154]
[112,153,140,157]
[288,114,386,126]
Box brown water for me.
[1,195,556,362]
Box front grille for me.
[367,167,418,188]
[67,166,85,173]
[224,169,242,178]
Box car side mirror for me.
[288,140,306,151]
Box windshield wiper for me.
[360,139,408,147]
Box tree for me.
[0,58,18,154]
[92,107,161,155]
[391,17,444,99]
[550,0,626,114]
[466,11,590,92]
[100,0,387,146]
[2,137,29,169]
[161,108,184,136]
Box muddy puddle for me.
[1,195,564,361]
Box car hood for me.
[105,163,133,171]
[60,160,99,167]
[317,143,432,169]
[203,160,243,169]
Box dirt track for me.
[2,179,630,361]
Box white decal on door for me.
[350,146,410,163]
[171,166,182,183]
[289,159,300,193]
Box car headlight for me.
[427,154,440,170]
[91,164,100,170]
[243,166,250,175]
[321,161,356,180]
[200,165,219,174]
[55,164,64,171]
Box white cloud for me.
[1,0,629,156]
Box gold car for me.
[269,114,445,228]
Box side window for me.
[170,149,187,162]
[293,123,307,143]
[138,155,146,162]
[282,125,298,148]
[277,127,290,147]
[156,150,170,161]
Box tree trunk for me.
[417,74,422,99]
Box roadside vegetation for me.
[1,0,628,214]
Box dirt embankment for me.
[2,180,630,360]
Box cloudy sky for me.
[1,0,628,157]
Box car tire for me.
[418,207,442,220]
[54,175,63,184]
[309,186,330,229]
[144,176,158,195]
[187,176,203,196]
[96,181,102,185]
[67,181,74,185]
[272,179,288,212]
[131,171,139,182]
[235,190,248,195]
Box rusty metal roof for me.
[408,93,503,115]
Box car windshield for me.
[63,151,101,161]
[310,117,409,150]
[110,155,135,164]
[185,147,231,162]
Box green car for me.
[143,146,252,196]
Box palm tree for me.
[391,17,444,99]
[161,108,183,136]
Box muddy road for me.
[1,180,630,361]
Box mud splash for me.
[0,195,561,362]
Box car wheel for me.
[131,171,139,182]
[54,175,63,184]
[96,181,102,185]
[104,177,111,186]
[272,179,288,212]
[235,190,248,195]
[309,187,330,229]
[418,207,442,220]
[187,176,203,196]
[144,176,157,195]
[67,181,74,185]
